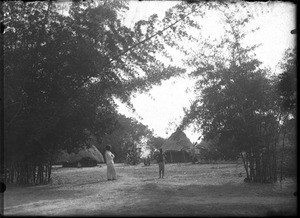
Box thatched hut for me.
[56,145,104,167]
[161,128,194,163]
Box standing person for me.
[105,145,117,180]
[157,148,165,179]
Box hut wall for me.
[165,151,192,163]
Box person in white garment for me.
[105,145,117,180]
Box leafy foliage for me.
[179,3,292,182]
[196,136,238,162]
[277,48,297,117]
[147,136,166,160]
[2,0,184,184]
[99,114,153,163]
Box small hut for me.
[161,128,194,163]
[56,145,104,167]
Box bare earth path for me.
[4,163,297,216]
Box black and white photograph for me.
[1,0,297,216]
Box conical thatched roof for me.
[56,145,104,163]
[161,129,194,152]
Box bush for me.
[62,157,98,168]
[125,151,140,165]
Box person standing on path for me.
[105,145,117,180]
[157,148,166,179]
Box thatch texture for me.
[56,145,104,164]
[161,129,194,152]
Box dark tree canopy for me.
[178,3,295,182]
[277,48,297,117]
[99,114,153,163]
[2,0,184,184]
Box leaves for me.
[180,2,284,160]
[99,114,153,162]
[3,0,185,168]
[277,48,297,116]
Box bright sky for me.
[117,1,296,143]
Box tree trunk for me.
[240,152,249,180]
[261,150,267,182]
[255,150,261,182]
[48,162,52,183]
[10,165,14,183]
[272,139,278,182]
[280,127,287,181]
[32,165,36,184]
[249,155,254,182]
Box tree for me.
[195,136,239,162]
[180,3,285,183]
[277,48,297,117]
[98,114,153,164]
[275,48,297,180]
[3,1,122,184]
[147,136,166,160]
[2,0,184,184]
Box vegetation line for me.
[108,5,197,66]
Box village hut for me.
[56,145,104,167]
[161,128,194,163]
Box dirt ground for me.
[3,163,297,216]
